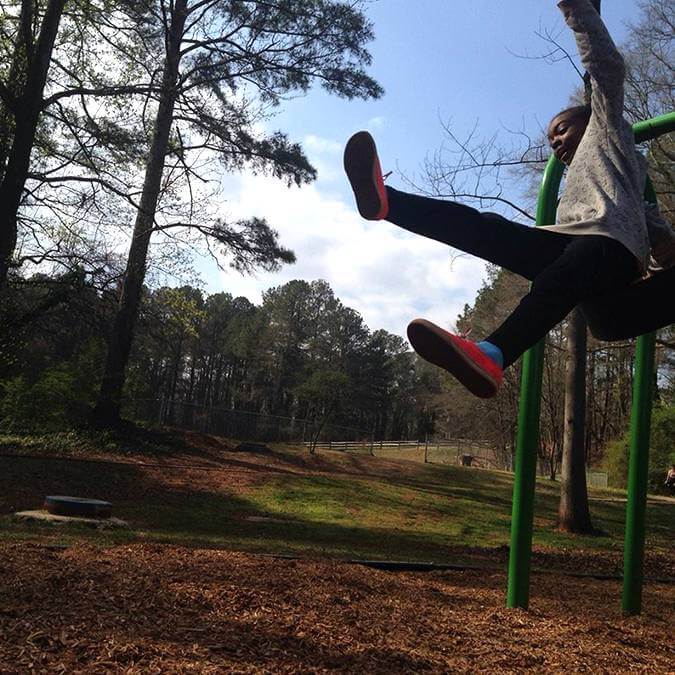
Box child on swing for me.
[343,0,675,398]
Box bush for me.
[0,365,89,432]
[603,405,675,494]
[604,435,630,489]
[650,405,675,467]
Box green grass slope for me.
[1,428,673,571]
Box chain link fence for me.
[125,399,607,482]
[125,399,371,444]
[125,399,507,468]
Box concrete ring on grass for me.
[44,496,112,519]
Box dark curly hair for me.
[554,104,592,124]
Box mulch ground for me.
[1,543,673,673]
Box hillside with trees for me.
[0,0,673,493]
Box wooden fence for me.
[302,438,503,469]
[302,439,609,484]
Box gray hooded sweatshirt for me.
[541,0,675,274]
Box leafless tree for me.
[416,0,672,525]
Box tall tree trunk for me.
[93,0,188,426]
[186,351,197,402]
[557,0,600,532]
[0,0,67,287]
[167,334,184,424]
[558,308,593,532]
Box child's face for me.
[547,111,588,165]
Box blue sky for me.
[202,0,644,339]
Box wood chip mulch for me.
[1,543,673,673]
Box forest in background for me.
[3,268,674,490]
[0,0,673,493]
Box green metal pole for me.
[622,331,656,615]
[621,171,661,616]
[632,111,675,143]
[506,341,546,608]
[506,112,673,611]
[506,156,564,609]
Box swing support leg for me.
[622,332,656,615]
[503,115,672,612]
[506,341,546,609]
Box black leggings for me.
[386,187,646,367]
[581,266,675,341]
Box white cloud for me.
[303,134,342,155]
[301,134,343,183]
[214,168,488,340]
[367,116,386,131]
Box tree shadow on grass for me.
[1,454,512,563]
[3,453,671,576]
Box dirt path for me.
[1,543,673,673]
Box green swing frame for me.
[506,111,675,616]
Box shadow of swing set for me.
[506,111,675,616]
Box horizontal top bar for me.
[633,111,675,143]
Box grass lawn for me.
[1,427,673,573]
[3,427,674,673]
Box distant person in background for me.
[665,465,675,491]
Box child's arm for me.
[645,203,675,271]
[558,0,625,121]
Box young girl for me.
[344,0,675,398]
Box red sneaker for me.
[343,131,389,220]
[407,318,503,398]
